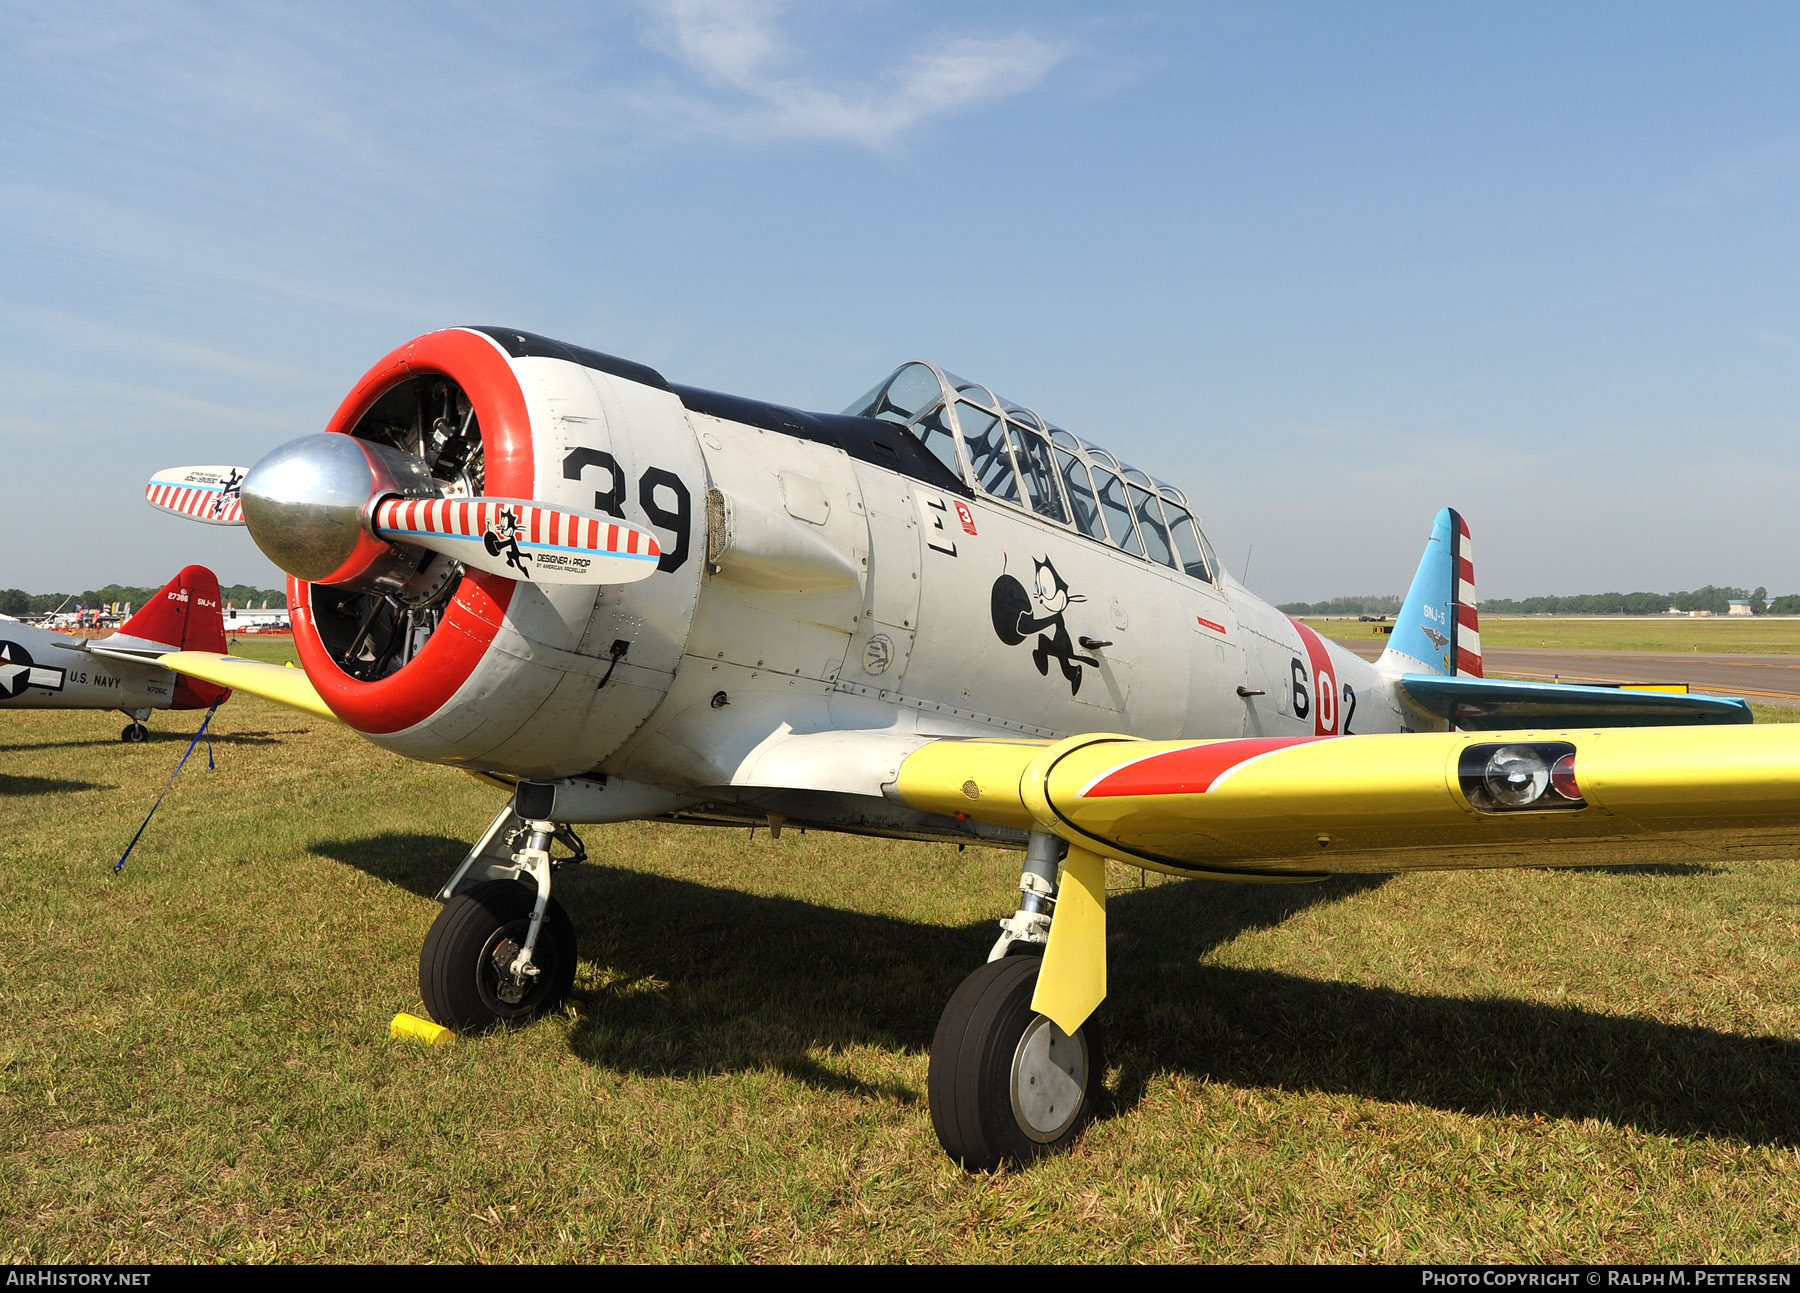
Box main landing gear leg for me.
[120,708,151,743]
[929,831,1107,1171]
[987,831,1062,961]
[419,815,583,1033]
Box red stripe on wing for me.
[1081,737,1329,798]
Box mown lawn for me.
[4,643,1800,1261]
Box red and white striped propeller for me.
[145,466,248,526]
[369,495,661,585]
[147,455,663,587]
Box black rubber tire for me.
[928,955,1104,1171]
[419,879,578,1033]
[120,723,148,743]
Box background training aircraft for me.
[148,327,1792,1171]
[0,564,231,741]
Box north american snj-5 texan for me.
[0,564,230,741]
[146,327,1796,1171]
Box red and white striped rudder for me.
[1451,510,1481,678]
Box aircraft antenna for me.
[1241,546,1253,583]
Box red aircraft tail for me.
[119,565,231,708]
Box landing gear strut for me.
[419,816,582,1033]
[929,832,1105,1170]
[120,709,151,743]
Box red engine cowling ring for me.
[290,328,534,735]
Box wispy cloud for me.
[629,0,1070,149]
[0,369,312,440]
[1655,137,1800,209]
[650,0,790,84]
[6,304,313,385]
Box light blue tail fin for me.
[1377,507,1480,678]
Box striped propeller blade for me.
[370,495,663,585]
[145,466,249,526]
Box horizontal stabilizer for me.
[89,638,177,662]
[1399,674,1751,729]
[159,651,337,721]
[146,467,248,526]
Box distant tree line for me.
[1480,585,1774,615]
[1275,595,1404,616]
[1282,585,1800,616]
[0,583,288,617]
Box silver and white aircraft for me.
[1,564,231,741]
[150,327,1794,1171]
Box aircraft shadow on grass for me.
[317,832,1800,1147]
[0,729,297,755]
[1565,863,1727,877]
[0,773,113,795]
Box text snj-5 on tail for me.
[149,326,1787,1172]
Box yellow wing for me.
[159,651,337,722]
[896,725,1800,881]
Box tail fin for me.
[1376,508,1481,678]
[118,565,230,708]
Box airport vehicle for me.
[149,327,1795,1171]
[0,564,231,740]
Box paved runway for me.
[1335,640,1800,708]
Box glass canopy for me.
[846,361,1217,584]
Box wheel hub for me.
[489,936,530,1005]
[1009,1015,1088,1143]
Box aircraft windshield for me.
[846,361,1214,583]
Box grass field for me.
[6,642,1800,1261]
[1301,616,1800,654]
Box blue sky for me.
[3,1,1799,602]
